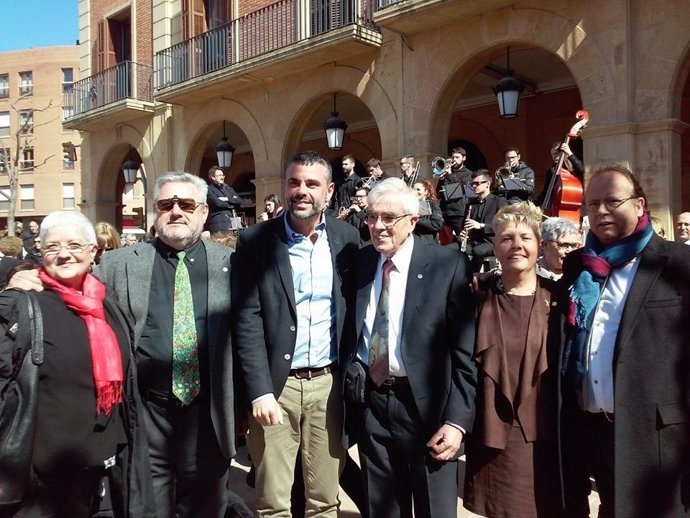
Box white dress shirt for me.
[583,257,640,413]
[359,236,415,377]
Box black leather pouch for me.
[344,361,366,404]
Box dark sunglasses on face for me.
[471,181,489,187]
[155,195,203,213]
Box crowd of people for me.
[1,148,689,518]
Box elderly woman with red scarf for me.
[0,211,153,518]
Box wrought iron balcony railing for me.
[155,0,378,89]
[63,61,153,118]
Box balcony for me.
[154,0,381,105]
[63,61,155,131]
[372,0,514,34]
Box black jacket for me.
[207,182,242,232]
[436,166,473,222]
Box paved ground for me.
[228,445,601,517]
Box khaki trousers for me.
[249,373,345,517]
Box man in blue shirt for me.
[232,151,360,516]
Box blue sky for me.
[0,0,79,52]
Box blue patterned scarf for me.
[561,213,653,384]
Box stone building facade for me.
[66,0,690,236]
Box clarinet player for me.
[459,169,507,272]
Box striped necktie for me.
[368,259,394,387]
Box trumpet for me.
[432,156,450,177]
[495,163,514,180]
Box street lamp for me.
[324,93,347,151]
[122,159,139,184]
[216,121,235,169]
[492,47,525,119]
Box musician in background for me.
[412,180,443,243]
[339,186,371,242]
[535,141,584,206]
[335,154,361,213]
[435,147,473,234]
[367,158,390,183]
[460,170,507,271]
[494,146,535,204]
[399,155,416,186]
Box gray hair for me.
[541,217,579,242]
[153,171,208,203]
[367,178,419,216]
[39,211,97,245]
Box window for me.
[19,71,32,96]
[63,183,75,209]
[62,68,73,92]
[0,74,8,99]
[0,112,9,138]
[19,110,33,134]
[20,147,33,171]
[20,185,34,211]
[62,142,75,170]
[0,188,11,212]
[0,148,9,172]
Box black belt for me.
[587,410,614,423]
[289,363,336,380]
[143,389,186,408]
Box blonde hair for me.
[493,201,543,240]
[94,221,122,250]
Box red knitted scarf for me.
[38,268,123,416]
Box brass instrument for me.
[404,161,420,187]
[495,163,514,180]
[360,176,378,190]
[432,156,450,177]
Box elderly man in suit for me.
[97,172,235,518]
[345,178,477,518]
[559,164,690,518]
[232,151,360,517]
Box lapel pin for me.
[417,274,423,279]
[223,267,229,272]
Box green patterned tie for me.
[368,259,394,386]
[172,250,200,405]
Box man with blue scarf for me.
[559,164,690,518]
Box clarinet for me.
[460,203,472,253]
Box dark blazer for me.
[467,193,507,245]
[231,215,360,403]
[207,182,242,232]
[345,238,477,440]
[559,234,690,518]
[95,239,236,460]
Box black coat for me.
[558,235,690,518]
[206,182,242,232]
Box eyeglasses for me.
[366,212,412,226]
[585,197,636,213]
[550,241,581,251]
[471,181,489,187]
[155,196,204,213]
[43,242,90,256]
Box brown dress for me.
[463,280,562,518]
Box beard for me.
[155,220,203,251]
[288,194,327,220]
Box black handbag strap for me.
[27,293,43,366]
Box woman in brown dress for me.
[464,202,563,518]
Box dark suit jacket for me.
[467,193,507,245]
[231,215,360,403]
[95,239,236,460]
[559,234,690,518]
[345,238,477,442]
[207,182,242,232]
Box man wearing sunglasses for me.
[458,169,507,271]
[94,172,235,518]
[232,151,360,517]
[559,164,690,518]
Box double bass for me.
[541,109,589,224]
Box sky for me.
[0,0,79,52]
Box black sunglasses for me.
[155,195,203,213]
